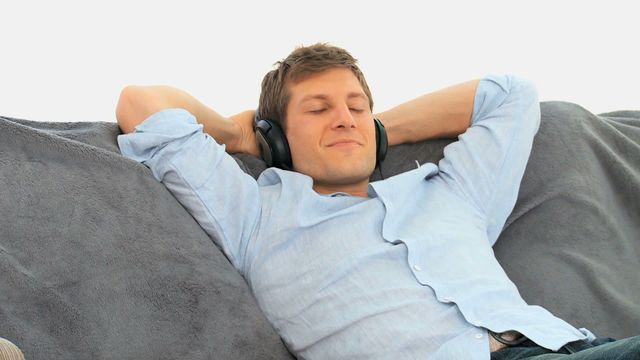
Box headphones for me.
[254,111,388,170]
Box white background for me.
[1,0,638,123]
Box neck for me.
[313,180,370,198]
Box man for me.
[116,43,639,359]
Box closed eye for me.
[309,108,364,114]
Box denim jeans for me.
[490,336,640,359]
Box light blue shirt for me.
[117,75,594,359]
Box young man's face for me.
[285,67,376,195]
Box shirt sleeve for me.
[116,108,260,271]
[437,75,541,246]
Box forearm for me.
[116,85,238,146]
[374,79,480,146]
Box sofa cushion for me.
[0,116,294,360]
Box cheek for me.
[288,121,322,147]
[287,128,317,162]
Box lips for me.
[327,139,362,147]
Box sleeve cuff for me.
[116,108,204,163]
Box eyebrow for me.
[298,92,368,105]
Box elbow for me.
[116,85,143,134]
[512,76,540,119]
[497,75,540,117]
[507,75,539,103]
[508,76,541,131]
[115,85,182,133]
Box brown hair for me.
[257,42,374,130]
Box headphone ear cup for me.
[374,118,388,167]
[254,118,292,170]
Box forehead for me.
[288,68,368,106]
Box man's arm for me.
[438,75,540,245]
[116,85,259,156]
[374,79,480,146]
[375,75,540,246]
[116,106,262,272]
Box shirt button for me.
[475,333,483,339]
[413,264,422,271]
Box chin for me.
[321,163,375,184]
[292,156,376,184]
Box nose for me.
[331,104,357,130]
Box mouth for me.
[327,139,362,148]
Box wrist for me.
[226,110,259,156]
[375,112,412,146]
[216,117,243,151]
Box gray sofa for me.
[1,101,639,359]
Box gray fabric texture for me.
[0,118,294,359]
[1,101,638,359]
